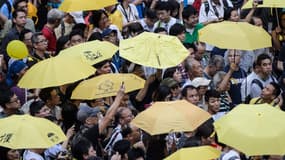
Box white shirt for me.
[154,17,181,33]
[139,19,155,32]
[117,3,139,25]
[23,150,44,160]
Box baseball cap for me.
[69,11,85,24]
[77,103,100,123]
[101,28,117,38]
[192,77,211,88]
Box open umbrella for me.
[58,40,118,65]
[71,73,145,100]
[164,146,221,160]
[0,114,66,149]
[18,56,95,89]
[131,100,211,135]
[59,0,117,12]
[198,21,272,50]
[214,104,285,156]
[242,0,285,9]
[119,32,189,69]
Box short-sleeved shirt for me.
[184,23,204,44]
[250,97,280,109]
[117,3,139,25]
[42,25,57,52]
[250,74,277,99]
[154,17,181,33]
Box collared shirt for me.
[42,25,57,52]
[154,17,181,33]
[139,19,155,32]
[184,23,204,44]
[117,3,139,25]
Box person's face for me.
[70,35,84,46]
[97,62,112,74]
[103,32,118,45]
[177,32,186,42]
[208,65,217,77]
[120,108,134,125]
[99,13,110,29]
[157,10,170,22]
[260,59,272,76]
[208,97,220,114]
[228,50,241,64]
[253,17,263,27]
[130,126,141,144]
[49,89,61,106]
[83,146,97,159]
[230,10,239,22]
[261,84,275,100]
[173,69,182,82]
[184,14,198,27]
[6,94,21,110]
[281,14,285,28]
[16,1,28,13]
[13,11,27,28]
[145,17,157,27]
[35,105,51,118]
[195,42,206,61]
[23,32,33,48]
[192,61,203,77]
[7,149,20,160]
[170,85,180,98]
[188,48,195,59]
[197,86,208,95]
[34,35,48,51]
[185,88,199,105]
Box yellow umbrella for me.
[0,114,66,149]
[198,21,272,50]
[71,73,145,100]
[18,56,95,89]
[119,32,189,69]
[58,40,118,65]
[164,146,221,160]
[59,0,117,12]
[214,104,285,156]
[131,100,211,135]
[242,0,285,9]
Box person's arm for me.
[135,74,155,102]
[61,125,75,149]
[98,85,125,134]
[150,0,158,9]
[271,27,282,51]
[277,60,284,71]
[218,64,236,91]
[241,1,258,22]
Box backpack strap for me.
[204,1,210,16]
[60,21,65,37]
[0,0,12,17]
[223,0,229,9]
[251,79,264,90]
[254,98,262,104]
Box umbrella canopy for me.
[131,100,211,135]
[119,32,189,69]
[214,104,285,156]
[59,0,117,12]
[164,146,221,160]
[18,56,95,89]
[58,40,118,65]
[71,73,145,100]
[198,21,272,50]
[0,114,66,149]
[242,0,285,9]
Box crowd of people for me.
[0,0,285,159]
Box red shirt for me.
[42,25,56,52]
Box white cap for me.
[192,77,211,88]
[69,11,85,24]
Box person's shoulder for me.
[195,23,204,29]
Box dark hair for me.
[39,87,57,103]
[163,67,178,79]
[154,27,167,33]
[13,0,28,9]
[31,32,43,44]
[0,146,11,160]
[72,23,87,33]
[205,89,220,102]
[19,28,32,41]
[128,22,144,35]
[169,23,185,36]
[152,85,171,102]
[29,100,46,116]
[223,7,235,21]
[145,8,157,19]
[269,82,281,98]
[196,118,214,139]
[182,5,197,20]
[92,59,110,69]
[279,12,285,29]
[0,89,14,108]
[121,126,132,138]
[113,140,131,157]
[12,9,26,19]
[181,85,197,98]
[88,32,102,41]
[71,137,93,160]
[56,35,69,55]
[183,42,197,51]
[256,53,271,66]
[168,0,180,17]
[69,29,84,40]
[127,147,145,160]
[89,10,108,28]
[155,1,172,11]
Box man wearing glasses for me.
[0,89,23,118]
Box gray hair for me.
[213,71,226,89]
[208,55,224,67]
[47,9,63,24]
[185,58,198,72]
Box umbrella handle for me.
[276,8,280,28]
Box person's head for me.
[185,58,203,79]
[12,9,27,28]
[31,32,48,51]
[224,8,239,22]
[213,71,230,91]
[19,29,33,50]
[152,85,172,101]
[72,23,88,40]
[256,53,272,77]
[29,100,51,118]
[128,22,144,38]
[163,67,182,83]
[114,107,134,126]
[56,35,70,55]
[169,23,186,41]
[69,29,85,46]
[89,10,110,29]
[0,89,20,111]
[144,9,157,28]
[0,147,20,160]
[113,140,131,160]
[183,43,197,59]
[205,56,219,77]
[101,28,118,45]
[182,5,198,28]
[205,90,220,114]
[160,78,180,99]
[155,1,172,23]
[227,49,241,64]
[154,27,167,34]
[69,11,85,24]
[88,32,102,41]
[192,77,211,96]
[279,12,285,29]
[194,42,206,61]
[168,0,180,18]
[13,0,28,13]
[182,85,199,105]
[6,60,28,86]
[93,60,112,75]
[39,87,61,106]
[261,82,281,101]
[127,147,145,160]
[250,16,263,28]
[71,138,96,160]
[47,9,63,27]
[77,104,101,126]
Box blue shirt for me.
[0,0,13,19]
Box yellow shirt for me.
[249,97,280,109]
[108,10,123,31]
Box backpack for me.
[204,0,230,16]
